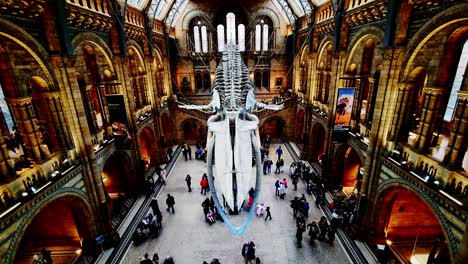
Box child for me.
[264,206,272,221]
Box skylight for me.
[124,0,150,10]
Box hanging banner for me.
[105,94,131,149]
[334,88,355,131]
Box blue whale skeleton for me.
[179,44,282,235]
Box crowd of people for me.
[134,142,353,263]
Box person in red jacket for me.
[200,174,209,195]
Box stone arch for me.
[0,32,56,95]
[180,118,206,143]
[0,18,55,87]
[252,7,281,29]
[72,33,115,77]
[161,113,173,144]
[345,29,384,75]
[127,41,146,73]
[332,144,364,189]
[182,10,211,32]
[374,179,456,262]
[138,126,156,167]
[310,122,326,162]
[437,26,468,88]
[401,3,468,83]
[260,116,286,140]
[101,151,138,225]
[316,36,334,64]
[7,188,96,264]
[296,109,305,141]
[72,32,113,64]
[316,39,333,70]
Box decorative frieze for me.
[345,0,387,27]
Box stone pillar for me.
[350,78,362,130]
[323,72,331,103]
[8,98,45,161]
[414,88,444,152]
[365,78,376,125]
[42,92,74,150]
[388,84,411,142]
[0,135,16,182]
[315,70,323,101]
[443,91,468,169]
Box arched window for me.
[262,24,269,51]
[217,25,225,52]
[216,13,245,52]
[201,26,208,53]
[192,20,211,54]
[444,40,468,121]
[193,26,201,53]
[238,24,245,52]
[254,18,272,52]
[226,12,236,44]
[255,25,261,52]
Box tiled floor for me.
[120,144,351,264]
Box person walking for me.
[264,206,272,221]
[278,158,284,173]
[278,182,286,199]
[185,174,192,192]
[307,221,319,244]
[150,198,160,215]
[188,145,192,160]
[292,176,299,191]
[140,253,153,264]
[166,194,175,214]
[283,178,288,189]
[155,210,163,228]
[241,241,256,264]
[182,147,188,161]
[275,146,283,159]
[296,214,306,248]
[241,242,250,264]
[200,175,208,195]
[296,227,304,248]
[290,197,299,218]
[160,167,167,185]
[275,159,281,174]
[318,216,328,241]
[266,158,273,174]
[263,159,268,175]
[275,180,280,196]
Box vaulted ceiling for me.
[122,0,330,26]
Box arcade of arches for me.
[0,1,467,264]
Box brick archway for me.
[8,189,96,264]
[373,182,455,264]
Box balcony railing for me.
[0,161,81,224]
[348,132,369,152]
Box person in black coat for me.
[166,194,175,214]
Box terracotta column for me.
[0,135,16,181]
[414,87,444,152]
[388,83,411,142]
[41,92,74,150]
[443,91,468,169]
[365,77,376,125]
[7,98,45,161]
